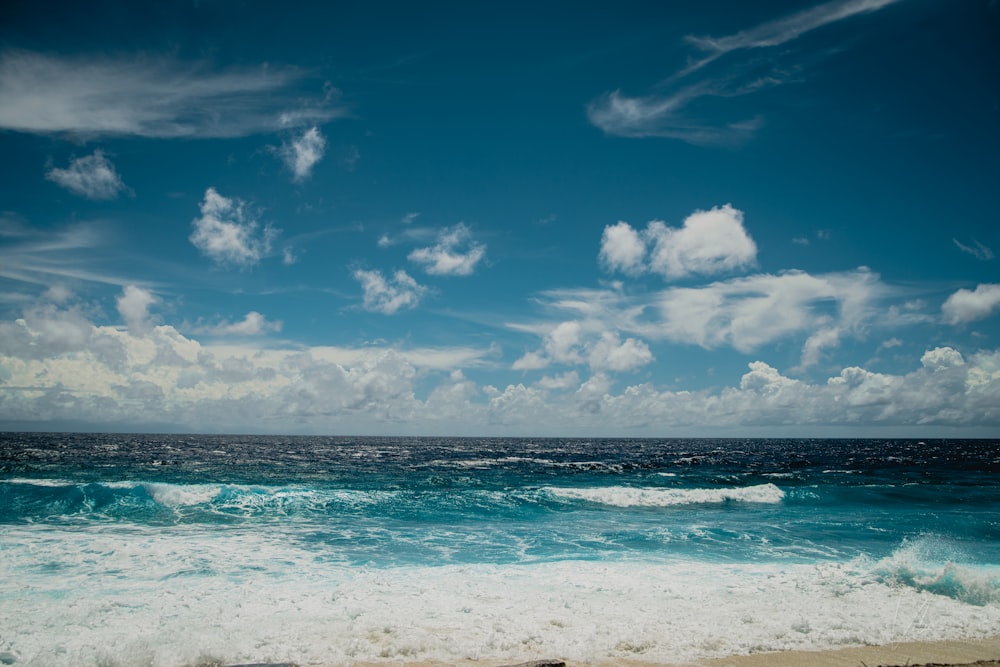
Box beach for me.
[2,435,998,667]
[337,637,1000,666]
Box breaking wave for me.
[544,483,785,507]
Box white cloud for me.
[685,0,902,64]
[45,150,128,200]
[647,205,757,279]
[520,267,885,370]
[797,326,841,370]
[0,222,128,292]
[953,238,995,261]
[512,350,548,371]
[655,269,879,352]
[190,188,276,268]
[1,299,999,434]
[942,284,1000,325]
[587,0,901,143]
[536,371,580,391]
[512,320,654,374]
[599,221,646,275]
[195,312,283,336]
[408,223,486,276]
[42,284,73,304]
[280,126,326,182]
[0,50,345,138]
[587,88,764,145]
[354,268,427,314]
[0,304,114,362]
[116,285,157,335]
[546,321,584,364]
[588,332,654,371]
[600,204,757,280]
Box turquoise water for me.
[1,434,999,665]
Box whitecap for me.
[544,483,785,507]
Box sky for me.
[0,0,998,436]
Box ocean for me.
[1,434,998,666]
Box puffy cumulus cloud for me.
[190,188,276,268]
[536,371,581,391]
[942,284,1000,325]
[588,332,654,372]
[545,321,584,364]
[0,50,345,138]
[920,346,965,372]
[116,285,158,335]
[0,301,500,433]
[648,205,757,279]
[354,268,427,314]
[279,126,325,182]
[0,300,998,434]
[654,269,882,353]
[45,150,128,200]
[512,320,654,374]
[522,268,885,367]
[192,311,283,336]
[481,383,553,428]
[512,321,580,370]
[511,350,548,371]
[489,346,1000,434]
[0,304,124,365]
[600,205,757,280]
[408,223,486,276]
[599,221,647,275]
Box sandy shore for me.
[693,636,1000,666]
[319,636,1000,667]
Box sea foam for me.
[545,482,785,507]
[1,523,998,667]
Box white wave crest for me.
[545,483,785,507]
[872,535,1000,606]
[143,482,222,507]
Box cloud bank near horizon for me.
[0,281,997,435]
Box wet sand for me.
[326,636,1000,667]
[694,636,1000,666]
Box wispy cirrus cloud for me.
[0,50,346,138]
[953,238,995,261]
[587,87,765,145]
[587,0,904,144]
[0,221,130,294]
[45,150,129,200]
[683,0,901,73]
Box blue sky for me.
[1,0,998,436]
